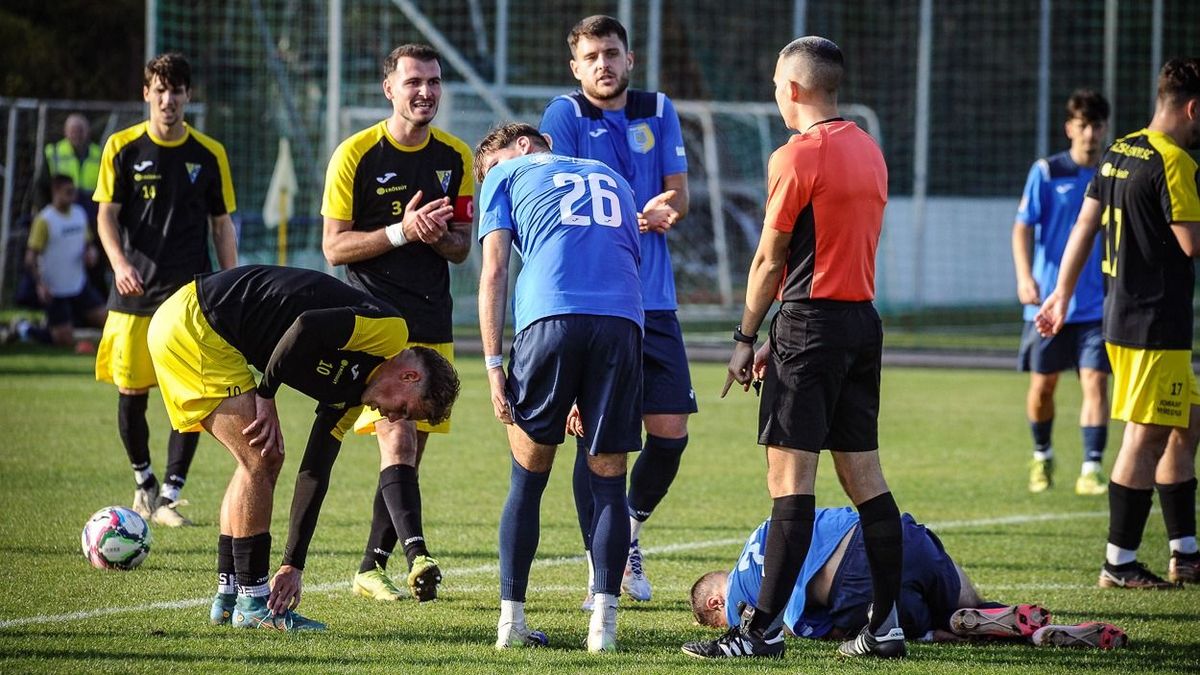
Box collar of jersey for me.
[145,121,191,148]
[380,121,431,152]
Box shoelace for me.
[627,545,644,577]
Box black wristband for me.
[733,325,757,344]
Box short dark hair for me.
[568,15,628,54]
[472,123,550,183]
[383,44,441,76]
[144,52,191,90]
[778,36,844,94]
[409,346,459,426]
[1157,57,1200,107]
[1065,89,1110,123]
[689,571,727,628]
[49,174,75,192]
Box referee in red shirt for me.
[682,37,905,661]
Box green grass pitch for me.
[0,347,1196,673]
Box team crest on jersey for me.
[185,163,202,184]
[436,170,453,194]
[628,123,655,154]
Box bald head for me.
[64,114,90,149]
[777,36,844,97]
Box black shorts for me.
[643,310,698,415]
[758,300,881,452]
[506,315,643,454]
[46,283,105,327]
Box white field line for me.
[0,510,1109,630]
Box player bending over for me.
[146,264,458,631]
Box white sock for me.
[1081,461,1102,475]
[593,592,618,610]
[1033,448,1053,461]
[500,599,525,626]
[629,516,644,543]
[161,483,181,503]
[218,581,236,595]
[585,550,595,593]
[1169,536,1199,555]
[1106,543,1137,566]
[238,584,270,598]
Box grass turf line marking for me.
[0,510,1108,629]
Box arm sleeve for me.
[539,97,580,158]
[659,96,688,176]
[1161,153,1200,223]
[280,405,348,569]
[257,308,357,398]
[92,135,121,204]
[477,167,516,243]
[448,133,475,223]
[209,142,237,215]
[764,148,811,233]
[26,216,49,252]
[321,138,359,221]
[1016,160,1046,226]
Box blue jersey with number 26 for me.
[477,152,642,334]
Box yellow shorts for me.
[95,311,158,389]
[146,282,257,432]
[1107,343,1200,427]
[353,341,454,435]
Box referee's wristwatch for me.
[733,325,757,344]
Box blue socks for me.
[499,456,549,602]
[628,434,687,521]
[1082,425,1107,464]
[1031,419,1053,455]
[572,442,594,551]
[589,470,629,596]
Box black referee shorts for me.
[758,300,882,452]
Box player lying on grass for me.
[687,506,1128,653]
[146,264,459,631]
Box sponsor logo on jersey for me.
[133,160,154,171]
[185,162,202,184]
[133,173,162,182]
[375,184,409,195]
[376,172,398,184]
[675,146,686,157]
[589,128,608,138]
[436,170,453,194]
[628,123,655,154]
[1100,162,1130,179]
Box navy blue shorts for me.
[506,315,642,454]
[46,283,105,327]
[643,310,697,415]
[827,514,961,638]
[759,301,881,452]
[1018,320,1109,374]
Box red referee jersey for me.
[765,120,887,302]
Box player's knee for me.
[586,452,627,478]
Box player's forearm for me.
[96,205,129,267]
[740,250,786,336]
[430,222,472,264]
[211,214,239,269]
[280,413,344,569]
[1011,222,1034,282]
[322,218,395,266]
[478,271,508,357]
[1052,198,1101,298]
[663,174,689,220]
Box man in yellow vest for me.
[41,113,106,293]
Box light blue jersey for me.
[477,152,642,334]
[724,507,860,638]
[540,90,688,311]
[1016,151,1104,323]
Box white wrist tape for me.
[385,222,408,247]
[485,355,503,370]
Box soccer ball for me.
[81,506,152,570]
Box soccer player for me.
[1036,58,1200,588]
[24,174,107,347]
[689,508,1127,650]
[146,264,460,631]
[684,38,905,660]
[540,14,693,606]
[476,123,643,652]
[321,43,474,603]
[94,52,238,528]
[1014,90,1112,496]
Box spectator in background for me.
[22,174,107,347]
[40,113,108,295]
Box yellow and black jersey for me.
[321,122,474,343]
[195,265,409,406]
[1087,128,1200,349]
[94,121,236,315]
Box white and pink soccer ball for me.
[81,506,152,570]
